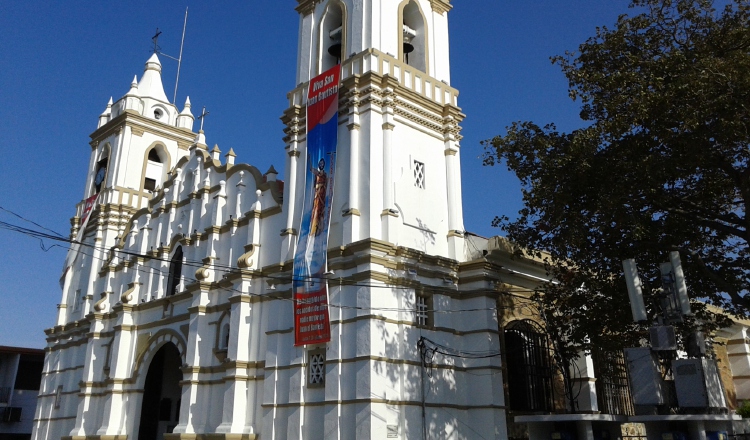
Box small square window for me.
[414,161,425,189]
[308,350,326,387]
[144,178,157,191]
[416,295,431,327]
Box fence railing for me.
[594,349,635,416]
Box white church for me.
[29,1,750,440]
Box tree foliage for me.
[483,0,749,354]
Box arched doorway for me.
[137,343,182,440]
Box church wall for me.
[391,119,450,255]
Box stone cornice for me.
[295,0,320,15]
[90,110,195,148]
[430,0,453,15]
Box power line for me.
[0,214,541,316]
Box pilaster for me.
[174,288,212,435]
[216,285,257,435]
[97,299,137,436]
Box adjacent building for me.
[1,346,44,440]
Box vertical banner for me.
[293,65,341,346]
[60,193,100,289]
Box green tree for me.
[483,0,748,355]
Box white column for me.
[282,123,301,263]
[86,222,106,303]
[209,181,228,260]
[443,113,465,261]
[235,172,246,219]
[216,283,256,435]
[381,87,399,243]
[728,328,750,400]
[343,121,361,244]
[69,317,107,437]
[174,289,211,435]
[571,352,598,413]
[97,302,136,436]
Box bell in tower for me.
[327,26,343,64]
[400,0,426,71]
[320,1,345,73]
[402,24,416,64]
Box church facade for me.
[33,1,750,440]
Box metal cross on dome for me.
[197,106,210,131]
[151,28,162,54]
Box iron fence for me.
[594,349,635,416]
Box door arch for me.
[137,343,182,440]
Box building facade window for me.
[504,320,554,412]
[166,246,183,297]
[94,157,108,194]
[219,323,230,350]
[414,160,425,189]
[144,147,166,193]
[308,349,326,387]
[69,289,82,313]
[415,293,433,327]
[54,385,63,409]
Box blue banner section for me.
[293,65,340,346]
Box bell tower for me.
[58,54,197,325]
[283,0,466,261]
[83,54,196,215]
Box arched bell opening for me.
[399,0,428,72]
[142,143,171,193]
[93,144,111,195]
[136,343,182,440]
[319,0,347,73]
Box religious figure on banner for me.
[310,158,328,236]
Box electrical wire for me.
[0,211,542,316]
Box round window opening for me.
[154,109,163,120]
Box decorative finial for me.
[127,76,139,96]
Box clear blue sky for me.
[0,1,631,348]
